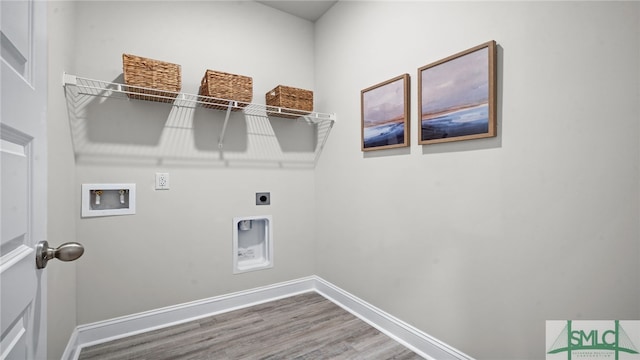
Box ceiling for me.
[256,1,338,22]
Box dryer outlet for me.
[256,192,270,205]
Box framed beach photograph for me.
[418,40,497,145]
[361,73,410,151]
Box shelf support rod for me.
[218,101,234,149]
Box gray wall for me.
[47,2,78,359]
[314,2,640,359]
[70,1,319,324]
[46,1,640,359]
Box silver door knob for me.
[35,241,84,269]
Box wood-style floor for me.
[78,292,423,360]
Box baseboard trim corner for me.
[62,276,473,360]
[312,276,473,360]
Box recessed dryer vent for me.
[233,215,273,274]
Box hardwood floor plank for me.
[78,292,423,359]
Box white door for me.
[1,0,48,359]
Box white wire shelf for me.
[62,73,336,121]
[62,73,336,167]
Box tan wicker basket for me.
[266,85,313,118]
[198,70,253,111]
[122,54,181,103]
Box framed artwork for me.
[418,40,497,145]
[361,73,410,151]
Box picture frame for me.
[418,40,497,145]
[361,73,410,151]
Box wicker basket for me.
[198,70,253,111]
[266,85,313,118]
[122,54,181,103]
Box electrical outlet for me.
[155,173,170,190]
[256,192,270,205]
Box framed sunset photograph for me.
[418,40,497,145]
[361,73,410,151]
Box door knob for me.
[35,241,84,269]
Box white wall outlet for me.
[155,173,170,190]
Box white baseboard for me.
[62,276,473,360]
[62,277,316,360]
[313,277,473,360]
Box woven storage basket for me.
[122,54,181,103]
[266,85,313,118]
[198,70,253,111]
